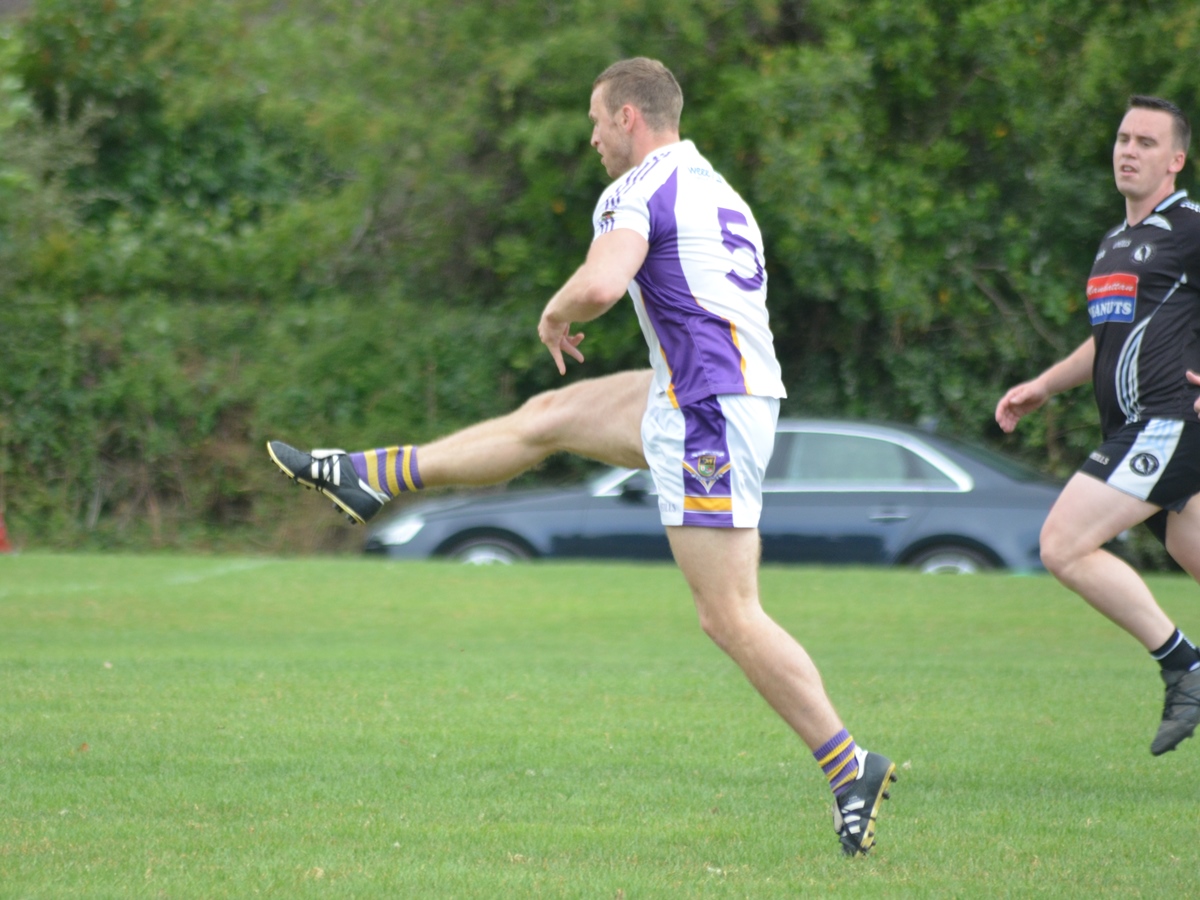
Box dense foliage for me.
[2,0,1198,555]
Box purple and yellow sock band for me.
[349,446,422,498]
[815,728,860,796]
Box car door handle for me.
[868,507,911,523]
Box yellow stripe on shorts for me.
[683,496,733,513]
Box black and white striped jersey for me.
[1087,190,1200,438]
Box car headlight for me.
[377,514,425,546]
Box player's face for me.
[1113,107,1186,204]
[589,85,635,179]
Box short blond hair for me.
[594,58,683,133]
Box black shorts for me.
[1079,418,1200,523]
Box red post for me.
[0,510,12,553]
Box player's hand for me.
[538,313,585,375]
[995,379,1049,434]
[1187,370,1200,416]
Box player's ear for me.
[1170,149,1187,174]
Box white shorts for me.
[640,393,779,528]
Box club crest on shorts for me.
[682,454,732,493]
[1129,452,1160,476]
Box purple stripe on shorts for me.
[682,510,734,527]
[681,397,735,527]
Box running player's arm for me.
[996,337,1095,433]
[538,228,649,374]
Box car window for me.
[770,432,957,487]
[930,432,1059,484]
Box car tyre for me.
[446,535,532,565]
[908,545,993,575]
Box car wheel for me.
[446,535,532,565]
[908,546,993,575]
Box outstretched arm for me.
[537,228,649,374]
[995,337,1095,433]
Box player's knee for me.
[697,611,738,655]
[1039,544,1062,578]
[513,387,574,450]
[1038,524,1075,578]
[1164,531,1179,563]
[1164,532,1198,576]
[695,599,756,652]
[695,604,725,646]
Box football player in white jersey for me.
[269,58,896,856]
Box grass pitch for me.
[1,553,1198,898]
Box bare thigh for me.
[667,523,761,614]
[417,369,650,488]
[528,369,651,469]
[1041,472,1160,565]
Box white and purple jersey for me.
[592,140,786,409]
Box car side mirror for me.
[619,472,650,503]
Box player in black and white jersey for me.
[996,96,1200,756]
[1086,188,1200,436]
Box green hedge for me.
[3,1,1197,565]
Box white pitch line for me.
[0,559,275,597]
[164,559,274,585]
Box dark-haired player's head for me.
[1128,95,1191,153]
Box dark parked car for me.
[363,419,1061,573]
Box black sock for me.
[1150,628,1200,672]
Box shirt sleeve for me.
[593,181,652,243]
